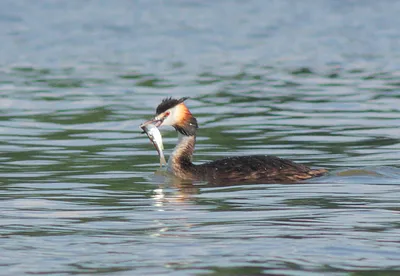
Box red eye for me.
[165,111,170,117]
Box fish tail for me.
[160,156,167,167]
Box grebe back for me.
[141,97,326,184]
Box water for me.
[1,0,400,275]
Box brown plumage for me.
[145,97,327,185]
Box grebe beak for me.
[140,118,163,129]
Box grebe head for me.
[142,97,198,136]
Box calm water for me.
[1,1,400,275]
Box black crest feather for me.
[156,97,189,115]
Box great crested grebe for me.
[141,97,327,184]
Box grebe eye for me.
[165,111,170,117]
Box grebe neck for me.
[167,133,196,177]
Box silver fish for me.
[140,123,167,167]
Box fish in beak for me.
[140,121,167,167]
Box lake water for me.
[1,1,399,275]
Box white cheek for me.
[161,108,178,126]
[159,107,179,127]
[162,115,174,126]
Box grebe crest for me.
[143,97,326,185]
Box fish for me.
[140,123,167,167]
